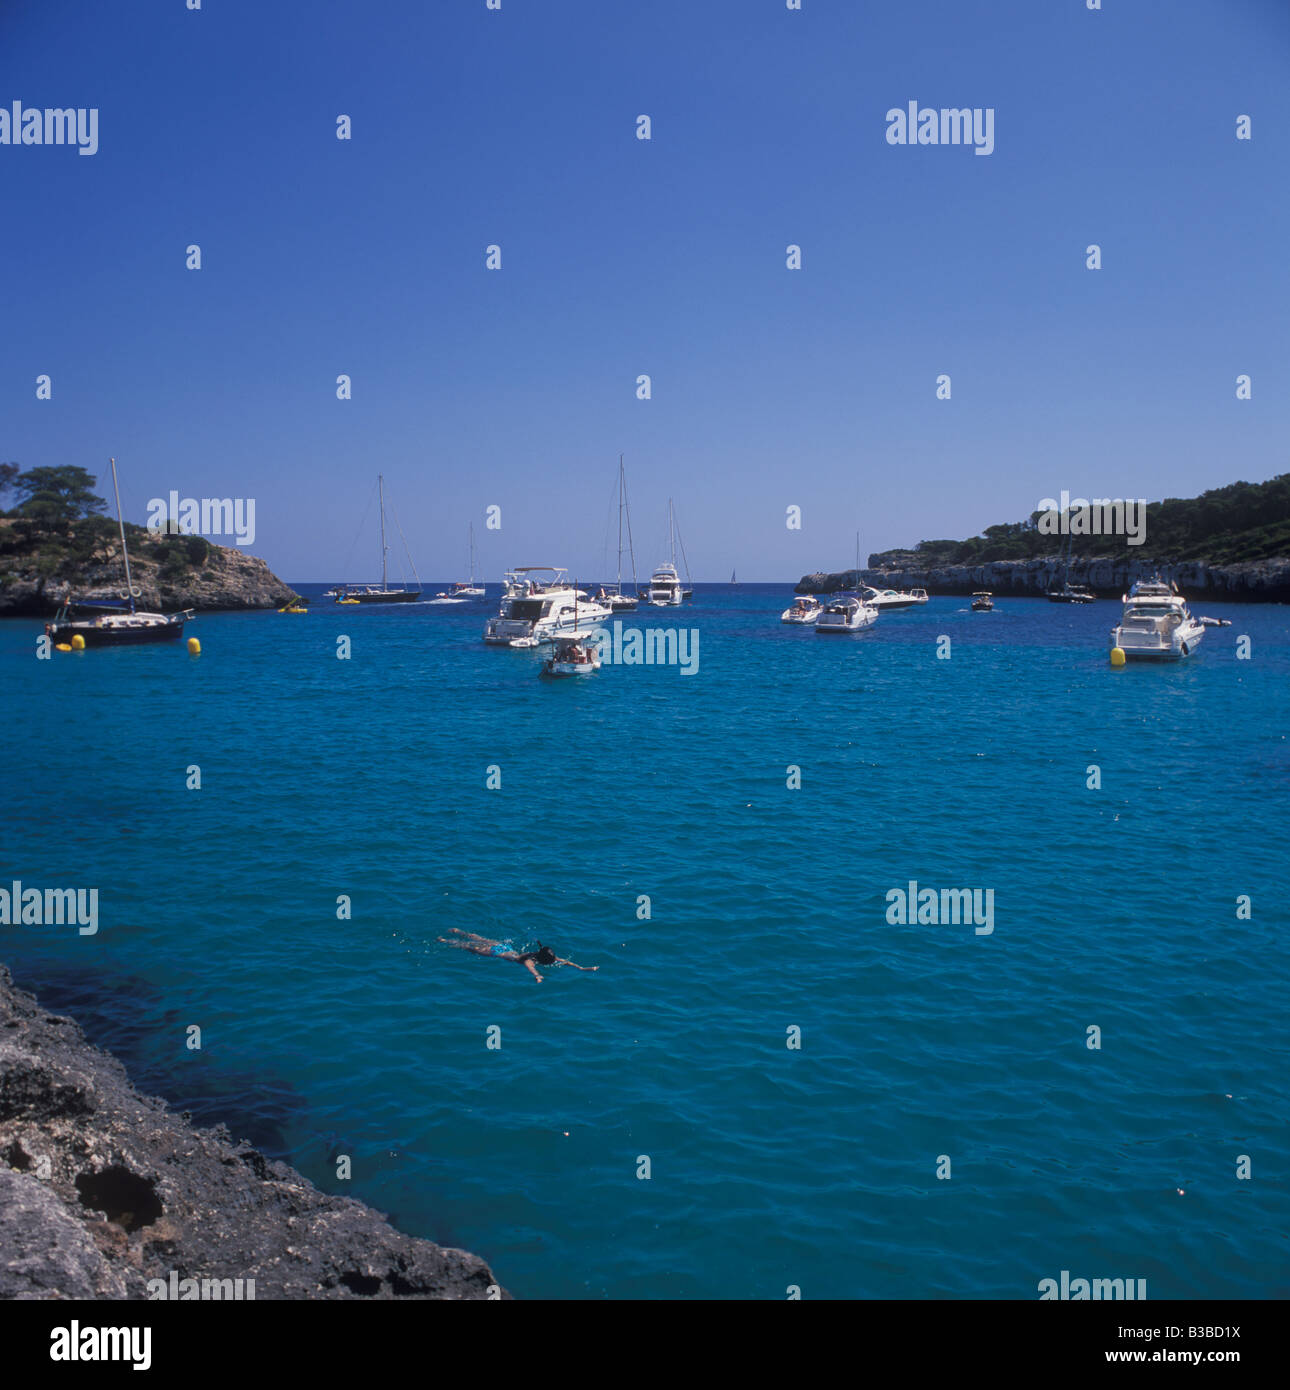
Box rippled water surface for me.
[4,586,1288,1298]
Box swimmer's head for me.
[533,945,557,966]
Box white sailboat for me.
[436,523,485,601]
[607,456,639,611]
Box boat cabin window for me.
[508,599,546,620]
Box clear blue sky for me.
[2,0,1287,581]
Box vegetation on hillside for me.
[870,474,1290,568]
[0,465,212,585]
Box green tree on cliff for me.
[10,466,108,524]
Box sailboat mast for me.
[378,474,388,591]
[673,505,692,587]
[616,455,624,589]
[623,464,638,590]
[469,522,476,585]
[109,457,136,615]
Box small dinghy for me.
[540,632,601,677]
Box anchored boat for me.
[46,458,193,649]
[781,595,822,625]
[436,523,485,600]
[848,532,927,610]
[648,499,692,605]
[861,584,929,610]
[606,456,640,611]
[484,567,613,646]
[815,594,878,632]
[332,475,421,603]
[540,631,602,677]
[1109,578,1205,660]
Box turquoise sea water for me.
[3,586,1289,1300]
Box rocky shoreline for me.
[0,520,297,616]
[797,555,1290,602]
[0,964,507,1300]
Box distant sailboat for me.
[331,475,422,603]
[607,456,639,610]
[730,568,736,584]
[1047,529,1095,603]
[438,523,485,600]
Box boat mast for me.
[674,503,692,587]
[109,457,136,614]
[469,522,476,585]
[616,456,624,591]
[623,461,639,592]
[378,474,389,591]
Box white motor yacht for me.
[483,567,612,646]
[861,585,928,610]
[647,561,683,606]
[1110,578,1205,660]
[815,595,878,633]
[647,499,691,605]
[781,595,822,625]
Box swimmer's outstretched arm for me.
[523,958,544,982]
[555,956,598,971]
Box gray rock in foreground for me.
[0,964,508,1300]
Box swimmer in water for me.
[438,928,599,983]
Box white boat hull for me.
[484,601,613,646]
[816,601,878,633]
[1110,622,1205,660]
[863,589,928,610]
[544,660,598,676]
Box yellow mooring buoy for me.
[1110,646,1126,668]
[70,634,86,651]
[55,643,72,652]
[187,637,201,655]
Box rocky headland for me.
[0,964,507,1300]
[797,555,1290,602]
[0,518,297,616]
